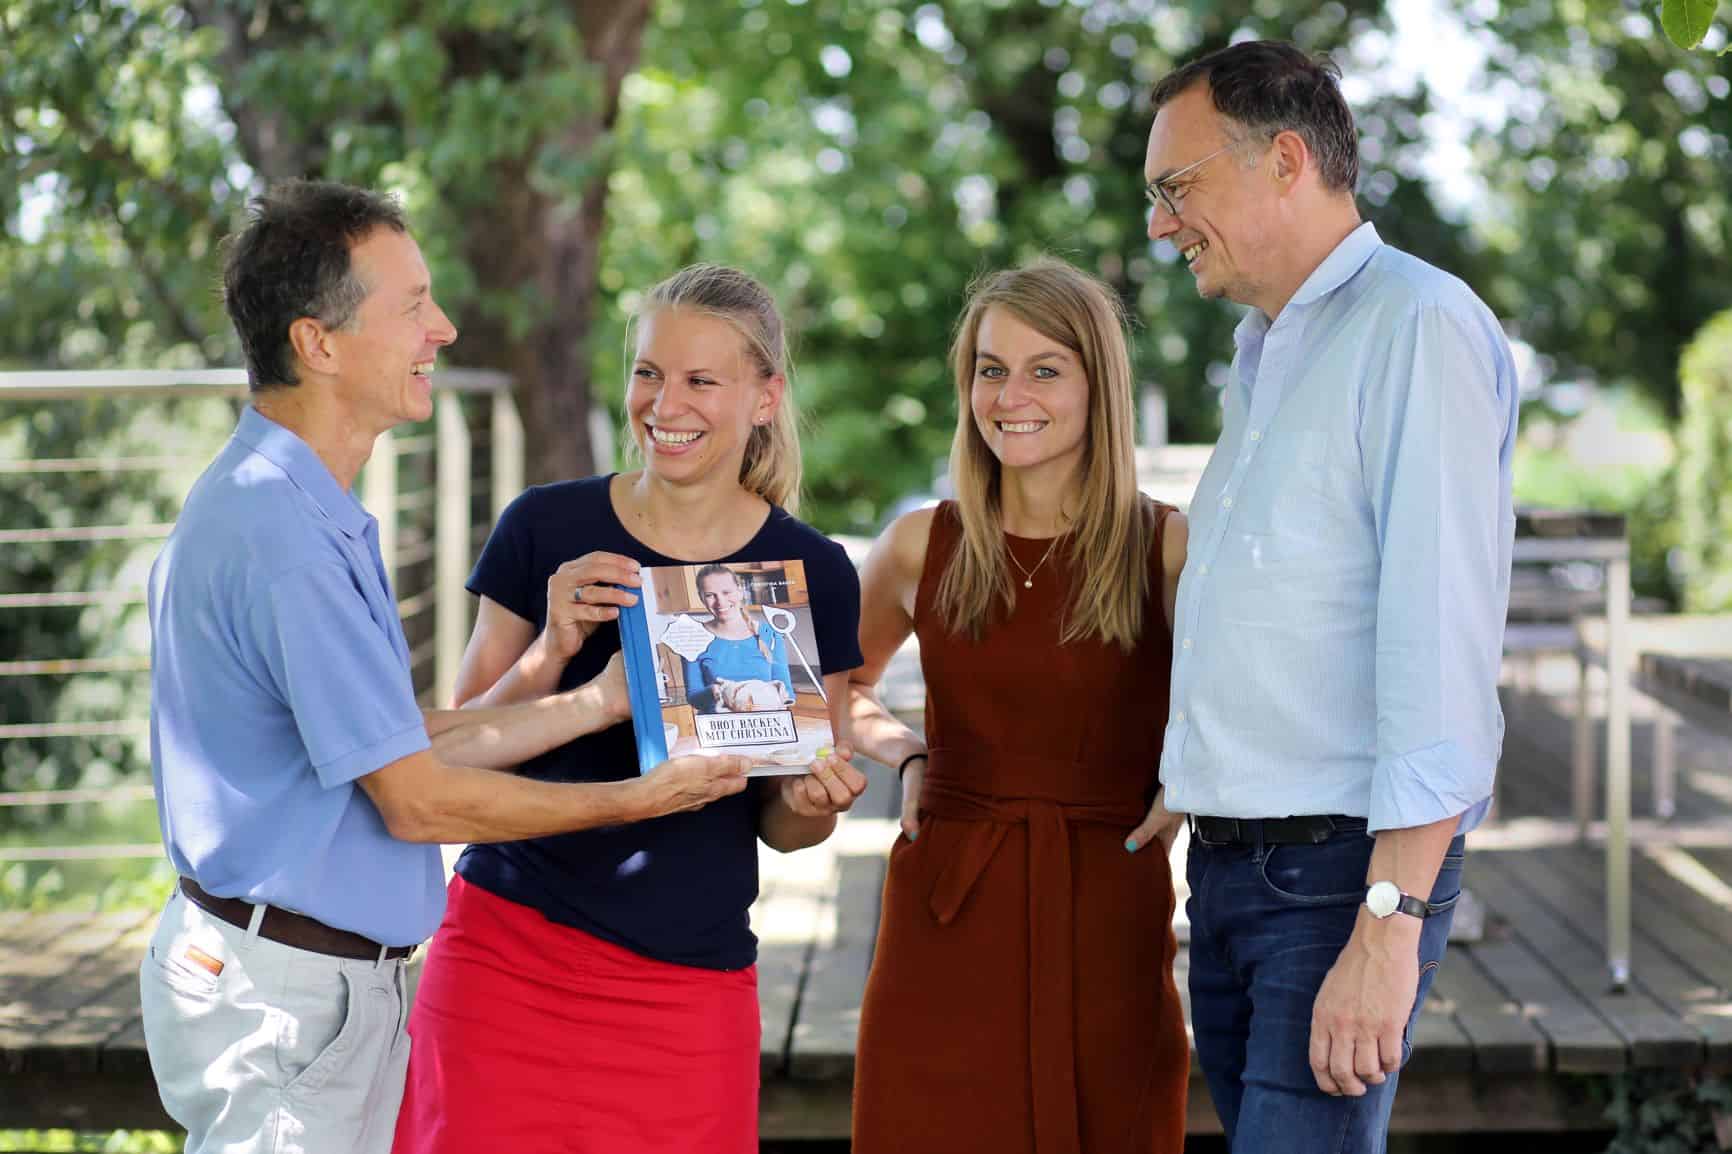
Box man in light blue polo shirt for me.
[1141,43,1518,1153]
[141,180,750,1154]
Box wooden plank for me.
[1630,849,1732,954]
[1643,654,1732,716]
[20,916,155,1073]
[1423,947,1549,1073]
[785,850,883,1081]
[1534,842,1732,1062]
[1406,997,1474,1075]
[1456,856,1628,1073]
[759,750,897,1081]
[1383,1070,1613,1133]
[0,1069,174,1130]
[0,908,153,1071]
[1471,852,1700,1068]
[101,1009,155,1075]
[756,853,823,1080]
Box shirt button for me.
[1182,638,1193,649]
[1249,430,1262,442]
[1175,711,1186,724]
[1198,564,1209,576]
[1222,496,1233,509]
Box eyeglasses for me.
[1144,145,1232,217]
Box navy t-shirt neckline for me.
[594,472,779,566]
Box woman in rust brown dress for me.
[847,258,1189,1154]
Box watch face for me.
[1365,881,1400,918]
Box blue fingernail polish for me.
[908,829,918,842]
[1124,837,1138,852]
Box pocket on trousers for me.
[1257,838,1372,906]
[280,967,371,1096]
[145,937,226,1000]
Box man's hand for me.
[630,753,750,819]
[1309,912,1421,1096]
[543,552,641,661]
[779,743,868,818]
[1125,786,1183,854]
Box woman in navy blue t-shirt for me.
[393,265,866,1154]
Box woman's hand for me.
[898,754,926,842]
[1125,786,1184,854]
[544,553,641,661]
[778,743,868,818]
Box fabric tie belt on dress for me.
[919,759,1148,1154]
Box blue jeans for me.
[1185,821,1464,1154]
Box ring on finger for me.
[572,585,588,603]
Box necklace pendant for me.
[1023,578,1034,589]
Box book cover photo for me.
[618,559,835,777]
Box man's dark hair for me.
[221,180,407,390]
[1150,40,1360,195]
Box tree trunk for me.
[401,0,654,488]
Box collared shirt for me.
[1160,223,1519,834]
[148,407,442,946]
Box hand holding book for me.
[630,753,751,819]
[542,552,642,660]
[777,742,868,817]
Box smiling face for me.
[1143,83,1277,311]
[968,305,1089,480]
[698,569,745,624]
[328,227,457,432]
[626,307,781,491]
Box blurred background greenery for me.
[1,0,1730,911]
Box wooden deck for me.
[6,653,1732,1136]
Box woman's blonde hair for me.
[935,257,1153,650]
[625,264,802,513]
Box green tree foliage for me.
[1674,308,1732,611]
[1661,0,1725,51]
[1461,0,1731,418]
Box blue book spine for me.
[615,593,668,775]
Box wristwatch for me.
[1364,880,1429,920]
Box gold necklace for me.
[1006,533,1064,589]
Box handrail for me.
[0,367,513,398]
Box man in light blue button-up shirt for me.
[1142,43,1518,1151]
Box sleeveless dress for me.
[852,500,1188,1154]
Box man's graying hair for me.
[1150,41,1360,195]
[221,180,408,391]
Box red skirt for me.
[392,875,759,1154]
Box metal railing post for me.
[1573,646,1596,838]
[362,429,400,587]
[1605,552,1632,990]
[435,392,473,708]
[492,390,525,519]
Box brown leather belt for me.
[179,877,414,961]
